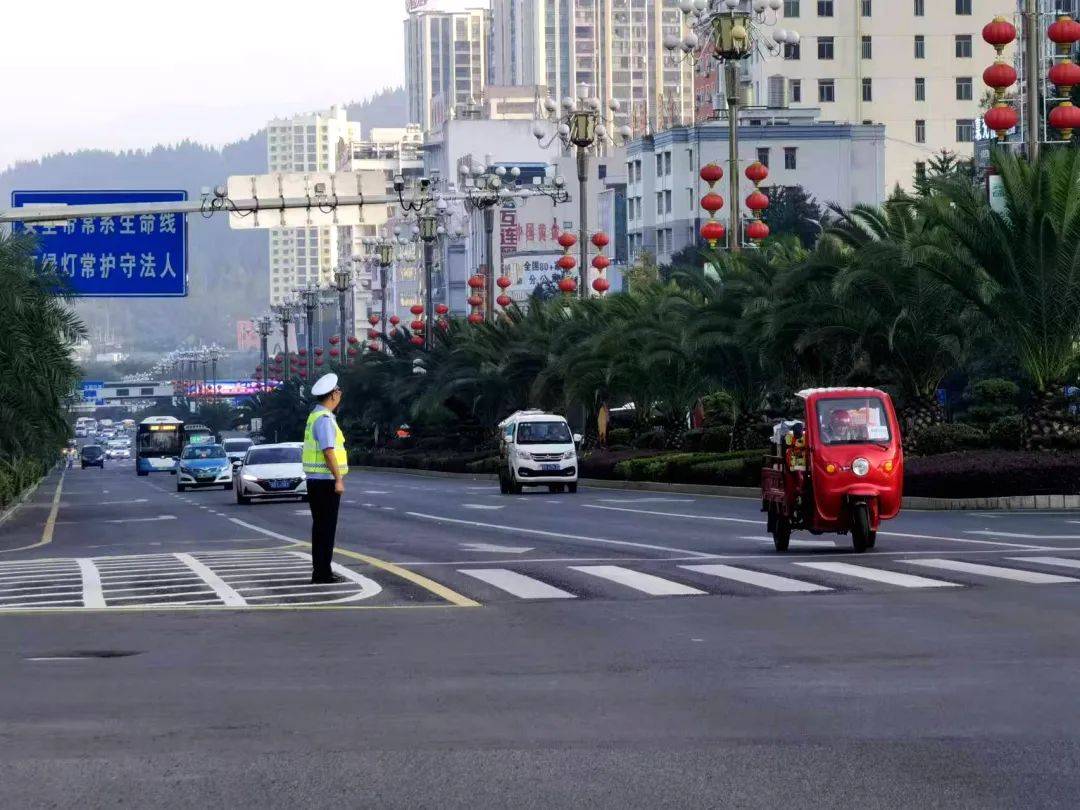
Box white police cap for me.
[310,373,339,397]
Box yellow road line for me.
[0,469,65,555]
[228,518,480,607]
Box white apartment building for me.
[490,0,696,135]
[404,3,491,133]
[750,0,1014,190]
[266,106,361,308]
[334,126,426,330]
[626,109,886,264]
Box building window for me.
[818,36,834,59]
[862,77,873,102]
[956,119,975,142]
[790,78,802,102]
[665,190,672,214]
[784,147,798,170]
[818,79,835,103]
[915,77,925,101]
[656,192,664,216]
[861,35,872,59]
[915,119,926,143]
[757,147,770,167]
[956,76,973,101]
[664,152,672,175]
[915,35,925,59]
[656,154,664,176]
[784,41,801,60]
[861,0,871,15]
[914,0,924,15]
[915,161,927,185]
[784,0,800,16]
[817,0,833,16]
[955,35,972,58]
[955,0,971,14]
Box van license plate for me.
[541,464,560,472]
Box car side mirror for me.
[573,433,583,445]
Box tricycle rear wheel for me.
[851,503,871,553]
[772,514,791,552]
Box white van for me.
[497,410,581,494]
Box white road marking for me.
[681,564,830,593]
[965,530,1080,540]
[571,565,706,596]
[76,559,105,608]
[381,506,396,511]
[794,561,959,589]
[82,499,149,506]
[903,558,1080,584]
[582,504,759,524]
[56,515,177,526]
[878,531,1045,549]
[742,535,837,548]
[595,497,696,504]
[461,504,505,511]
[459,543,535,554]
[229,519,300,543]
[459,569,576,599]
[286,551,383,602]
[1009,556,1080,572]
[405,512,712,557]
[361,490,390,495]
[173,553,247,606]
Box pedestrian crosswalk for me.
[3,552,1080,611]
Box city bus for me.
[135,416,184,476]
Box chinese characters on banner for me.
[10,190,188,297]
[498,204,570,298]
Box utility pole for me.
[725,61,742,254]
[274,303,294,383]
[298,285,320,381]
[255,315,273,392]
[331,267,353,364]
[1023,0,1041,162]
[484,207,496,320]
[576,145,590,299]
[419,215,439,350]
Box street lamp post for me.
[331,267,354,364]
[377,240,394,340]
[255,314,273,392]
[296,284,322,381]
[534,86,631,299]
[273,301,296,383]
[418,215,439,350]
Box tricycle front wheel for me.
[772,513,791,552]
[851,503,872,553]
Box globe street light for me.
[272,300,298,383]
[254,314,274,391]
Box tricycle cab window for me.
[815,397,891,446]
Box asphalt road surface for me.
[2,462,1080,808]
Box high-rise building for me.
[490,0,696,135]
[404,2,491,133]
[265,106,361,308]
[741,0,1015,191]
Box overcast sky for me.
[0,0,409,171]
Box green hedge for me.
[613,450,762,486]
[0,456,49,512]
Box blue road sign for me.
[10,190,188,297]
[81,380,104,406]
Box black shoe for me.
[311,573,346,585]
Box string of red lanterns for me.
[591,231,611,295]
[1048,15,1080,140]
[982,16,1019,140]
[466,275,485,324]
[496,275,512,309]
[409,303,425,346]
[699,163,726,248]
[744,161,770,243]
[556,231,578,295]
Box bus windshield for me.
[136,425,182,458]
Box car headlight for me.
[852,457,870,477]
[518,451,532,461]
[179,466,192,475]
[561,450,575,460]
[243,473,258,482]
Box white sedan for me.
[236,443,307,504]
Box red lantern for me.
[315,358,324,367]
[329,348,340,358]
[467,274,485,289]
[496,294,512,307]
[410,336,424,346]
[299,371,308,379]
[983,62,1018,89]
[274,353,283,362]
[982,16,1017,50]
[1048,16,1080,45]
[368,329,379,340]
[363,344,376,354]
[410,304,424,316]
[558,277,577,293]
[592,277,611,293]
[745,161,769,184]
[348,335,360,345]
[368,314,379,326]
[1050,61,1080,90]
[700,220,727,243]
[315,347,324,356]
[467,313,484,325]
[746,191,770,212]
[556,254,577,271]
[435,303,449,315]
[700,193,725,214]
[1049,101,1080,137]
[411,319,425,331]
[591,231,610,248]
[747,221,771,241]
[298,348,307,357]
[389,315,401,326]
[592,255,611,270]
[496,276,512,289]
[348,346,359,356]
[467,294,484,307]
[985,105,1019,138]
[699,163,724,184]
[557,231,578,249]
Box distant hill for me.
[0,87,407,353]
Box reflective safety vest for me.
[302,409,349,476]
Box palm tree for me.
[916,148,1080,443]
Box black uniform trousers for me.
[307,479,341,580]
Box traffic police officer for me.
[303,373,348,584]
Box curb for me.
[352,465,1080,511]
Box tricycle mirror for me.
[573,433,583,445]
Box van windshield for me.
[816,397,891,446]
[517,421,573,445]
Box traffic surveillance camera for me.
[213,185,228,199]
[393,174,406,192]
